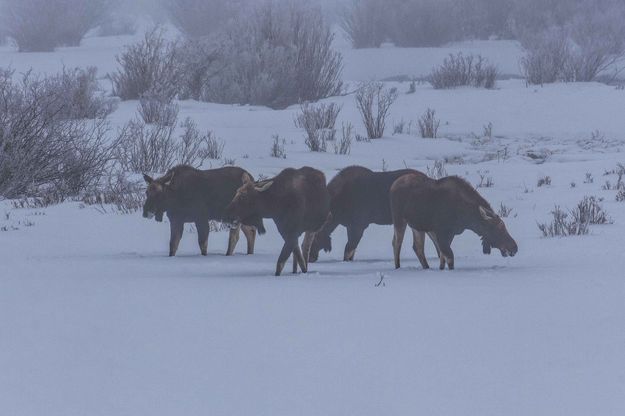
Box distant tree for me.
[201,1,343,108]
[340,0,390,48]
[1,0,112,51]
[164,0,246,38]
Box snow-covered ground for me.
[1,30,625,416]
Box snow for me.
[2,29,625,416]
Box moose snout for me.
[500,241,518,258]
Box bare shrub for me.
[563,4,625,82]
[520,27,571,85]
[294,102,341,132]
[497,203,513,218]
[81,173,144,214]
[270,135,287,159]
[39,67,117,120]
[418,108,440,138]
[393,119,411,135]
[0,70,117,199]
[114,115,222,173]
[176,38,224,101]
[482,122,493,140]
[429,53,498,89]
[537,176,552,187]
[304,130,329,153]
[3,67,117,122]
[538,196,612,237]
[138,96,179,126]
[110,27,181,101]
[356,82,398,139]
[426,160,447,179]
[114,119,177,174]
[198,131,225,161]
[202,2,343,108]
[334,123,353,155]
[477,172,494,188]
[1,0,110,52]
[296,102,342,152]
[602,163,625,192]
[538,206,589,237]
[520,3,625,85]
[177,118,215,166]
[575,196,612,225]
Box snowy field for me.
[2,30,625,416]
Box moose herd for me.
[142,165,518,276]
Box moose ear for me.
[254,180,273,192]
[143,174,153,184]
[163,171,175,187]
[479,206,496,221]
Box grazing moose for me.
[390,174,518,270]
[143,165,262,257]
[309,166,434,263]
[226,167,330,276]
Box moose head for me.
[225,174,269,234]
[142,171,174,222]
[477,206,518,258]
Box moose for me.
[390,174,518,270]
[143,165,263,257]
[225,167,330,276]
[309,166,435,263]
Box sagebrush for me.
[430,53,498,89]
[0,69,117,199]
[110,27,182,101]
[355,82,398,139]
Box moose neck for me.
[161,188,176,212]
[465,209,488,239]
[255,192,277,219]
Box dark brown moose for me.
[390,174,518,270]
[309,166,433,263]
[225,167,330,276]
[143,165,262,257]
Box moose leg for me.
[427,232,442,260]
[301,231,316,267]
[293,244,307,274]
[196,221,210,256]
[292,244,299,274]
[411,229,430,269]
[241,225,256,255]
[276,238,298,276]
[169,219,184,257]
[392,220,407,269]
[344,226,365,262]
[427,232,446,269]
[437,234,455,270]
[226,225,240,256]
